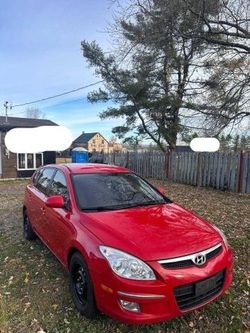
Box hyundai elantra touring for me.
[23,163,233,324]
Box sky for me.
[0,0,123,140]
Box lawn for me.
[0,179,249,333]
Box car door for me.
[29,167,56,243]
[44,170,75,261]
[25,168,43,224]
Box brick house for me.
[72,132,109,153]
[108,142,125,153]
[0,116,57,179]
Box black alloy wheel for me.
[69,252,97,318]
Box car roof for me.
[45,163,130,174]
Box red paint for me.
[24,163,233,324]
[45,195,64,208]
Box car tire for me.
[69,252,97,318]
[23,210,37,240]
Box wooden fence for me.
[104,151,250,193]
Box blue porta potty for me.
[71,147,89,163]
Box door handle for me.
[41,207,46,215]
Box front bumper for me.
[91,246,233,324]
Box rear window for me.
[72,173,170,212]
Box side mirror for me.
[46,195,65,208]
[157,187,165,195]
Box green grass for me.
[0,180,249,333]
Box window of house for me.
[17,153,44,170]
[36,154,43,168]
[27,154,34,169]
[18,154,25,169]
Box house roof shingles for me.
[73,132,99,145]
[0,116,57,130]
[175,145,192,153]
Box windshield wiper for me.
[127,200,166,208]
[81,206,125,212]
[81,201,166,212]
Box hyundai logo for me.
[194,254,206,266]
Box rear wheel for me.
[69,252,97,318]
[23,210,37,240]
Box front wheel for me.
[69,252,97,318]
[23,210,37,240]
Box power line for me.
[6,46,135,117]
[10,45,135,110]
[7,42,135,113]
[8,97,88,116]
[11,80,104,108]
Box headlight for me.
[99,246,156,280]
[213,225,229,247]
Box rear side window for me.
[36,168,55,195]
[33,168,43,186]
[49,170,69,201]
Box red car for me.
[23,163,233,324]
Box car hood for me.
[82,203,222,261]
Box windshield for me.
[72,173,170,212]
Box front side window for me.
[72,173,170,212]
[49,170,69,202]
[17,153,43,170]
[36,168,55,194]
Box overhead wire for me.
[5,80,103,116]
[8,97,90,116]
[10,80,104,109]
[6,43,135,116]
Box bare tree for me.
[26,107,45,119]
[179,0,250,134]
[184,0,250,54]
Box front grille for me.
[174,269,225,310]
[206,245,222,260]
[164,259,193,269]
[160,244,222,269]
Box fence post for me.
[197,153,203,187]
[237,150,244,193]
[166,151,172,180]
[165,152,169,179]
[126,151,129,168]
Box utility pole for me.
[4,101,9,123]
